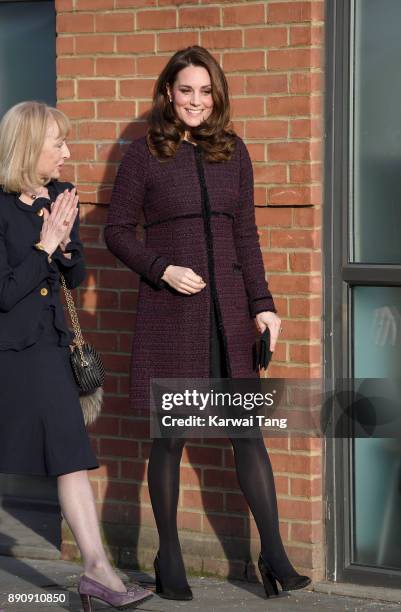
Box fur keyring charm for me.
[79,387,104,426]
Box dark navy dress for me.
[0,183,98,477]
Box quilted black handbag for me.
[70,342,105,393]
[60,274,105,425]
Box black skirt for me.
[0,308,99,477]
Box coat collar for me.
[14,180,59,213]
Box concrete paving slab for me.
[0,502,60,561]
[0,556,400,612]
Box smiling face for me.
[167,64,214,128]
[36,118,70,183]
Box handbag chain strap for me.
[60,274,88,365]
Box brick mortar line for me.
[57,56,323,65]
[60,116,323,123]
[96,434,322,448]
[173,482,323,491]
[56,64,323,76]
[57,72,323,78]
[56,44,323,53]
[56,5,326,15]
[65,131,322,136]
[97,439,323,456]
[92,500,321,512]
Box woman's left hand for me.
[255,311,282,351]
[50,189,78,250]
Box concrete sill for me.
[314,581,401,604]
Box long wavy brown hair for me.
[147,46,236,163]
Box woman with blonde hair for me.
[0,101,152,611]
[105,46,311,600]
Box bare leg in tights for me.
[58,470,127,592]
[147,435,298,588]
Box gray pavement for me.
[0,556,401,612]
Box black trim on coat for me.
[193,146,232,378]
[149,255,169,288]
[144,213,202,229]
[252,295,274,302]
[143,211,234,229]
[212,211,234,221]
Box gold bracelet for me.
[34,242,52,263]
[34,242,47,252]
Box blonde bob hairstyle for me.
[0,101,70,193]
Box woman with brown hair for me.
[0,101,152,611]
[105,46,311,600]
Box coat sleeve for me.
[0,217,54,312]
[51,201,86,290]
[233,138,277,317]
[104,138,170,288]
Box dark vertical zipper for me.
[194,146,232,378]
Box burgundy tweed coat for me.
[104,135,276,413]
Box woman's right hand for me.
[40,189,79,256]
[162,265,206,295]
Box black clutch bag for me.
[257,326,273,371]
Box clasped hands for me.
[161,265,281,352]
[39,188,79,257]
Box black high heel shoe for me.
[258,554,311,598]
[154,552,193,601]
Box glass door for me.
[0,0,56,117]
[351,0,401,573]
[326,0,401,587]
[0,0,57,503]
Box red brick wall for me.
[56,0,325,581]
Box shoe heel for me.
[154,562,162,594]
[260,571,279,597]
[153,554,193,601]
[258,556,279,598]
[80,593,93,612]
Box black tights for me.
[148,435,297,587]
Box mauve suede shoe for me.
[78,574,153,611]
